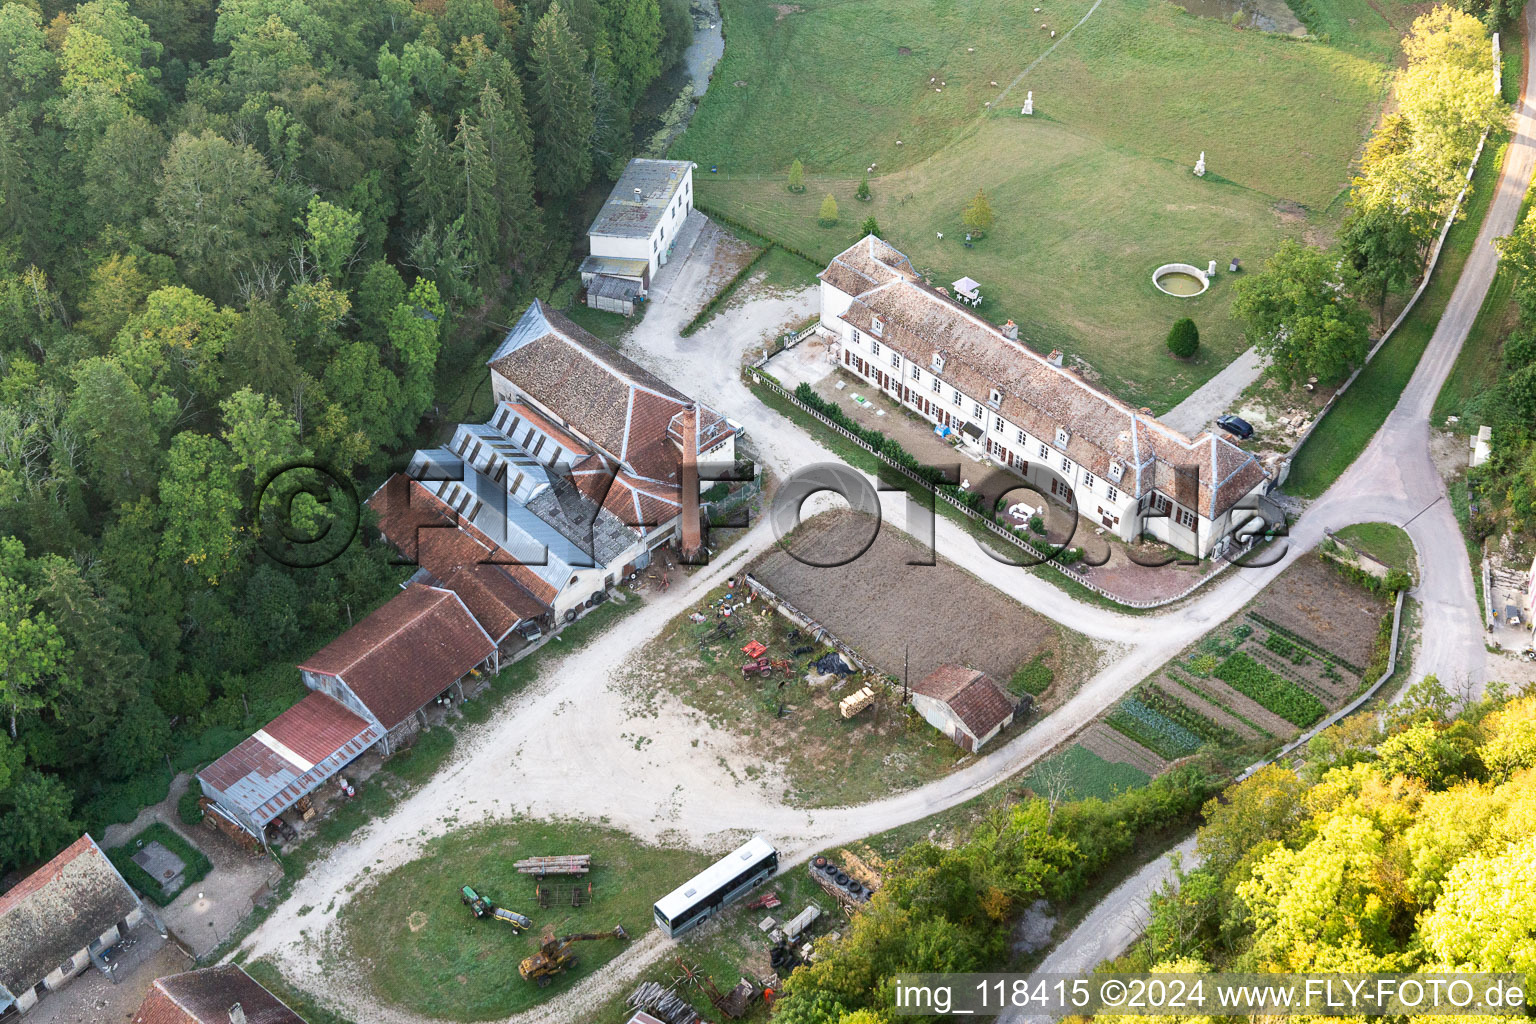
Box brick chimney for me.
[678,405,704,563]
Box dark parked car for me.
[1216,414,1254,440]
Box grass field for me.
[339,819,710,1021]
[1334,522,1417,574]
[677,0,1394,411]
[1285,132,1510,496]
[1020,744,1151,800]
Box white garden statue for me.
[1194,151,1206,177]
[1023,91,1034,115]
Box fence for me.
[1237,587,1406,780]
[1276,37,1499,486]
[746,367,1261,610]
[741,572,866,672]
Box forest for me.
[770,679,1536,1024]
[0,0,691,876]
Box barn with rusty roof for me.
[297,583,497,752]
[196,692,384,847]
[0,835,152,1016]
[132,965,307,1024]
[818,234,1269,558]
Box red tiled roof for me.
[196,692,382,828]
[133,965,307,1024]
[0,835,140,994]
[298,583,495,730]
[487,302,734,484]
[369,474,558,609]
[912,665,1016,738]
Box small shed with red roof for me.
[910,664,1018,752]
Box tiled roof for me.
[486,301,734,482]
[133,965,307,1024]
[368,474,559,608]
[824,236,1266,520]
[196,692,381,829]
[588,159,692,239]
[298,583,495,730]
[912,665,1016,738]
[0,835,140,993]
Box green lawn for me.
[1286,0,1421,62]
[338,819,710,1021]
[678,0,1393,410]
[1019,744,1151,800]
[1285,132,1511,497]
[1334,522,1417,574]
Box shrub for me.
[818,193,839,227]
[856,175,871,201]
[787,158,805,192]
[962,188,993,237]
[1166,317,1200,358]
[107,823,212,907]
[861,215,880,237]
[1010,653,1055,696]
[178,787,205,825]
[1214,653,1326,726]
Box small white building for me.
[910,664,1017,752]
[582,159,696,311]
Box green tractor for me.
[460,885,533,932]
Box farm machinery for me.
[459,885,533,932]
[519,925,629,985]
[741,657,793,678]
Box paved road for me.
[1161,346,1267,436]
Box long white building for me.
[817,235,1269,559]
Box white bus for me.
[653,837,778,938]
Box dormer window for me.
[987,388,1002,408]
[1055,426,1071,448]
[931,352,945,373]
[871,313,885,337]
[1108,461,1125,482]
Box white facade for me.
[831,323,1144,544]
[816,237,1269,559]
[588,161,695,281]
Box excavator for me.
[518,925,629,985]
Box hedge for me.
[108,822,213,907]
[1214,652,1327,727]
[680,242,776,336]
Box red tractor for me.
[741,656,773,677]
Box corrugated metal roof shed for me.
[579,254,650,280]
[198,692,381,830]
[588,159,692,239]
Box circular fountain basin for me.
[1153,263,1210,297]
